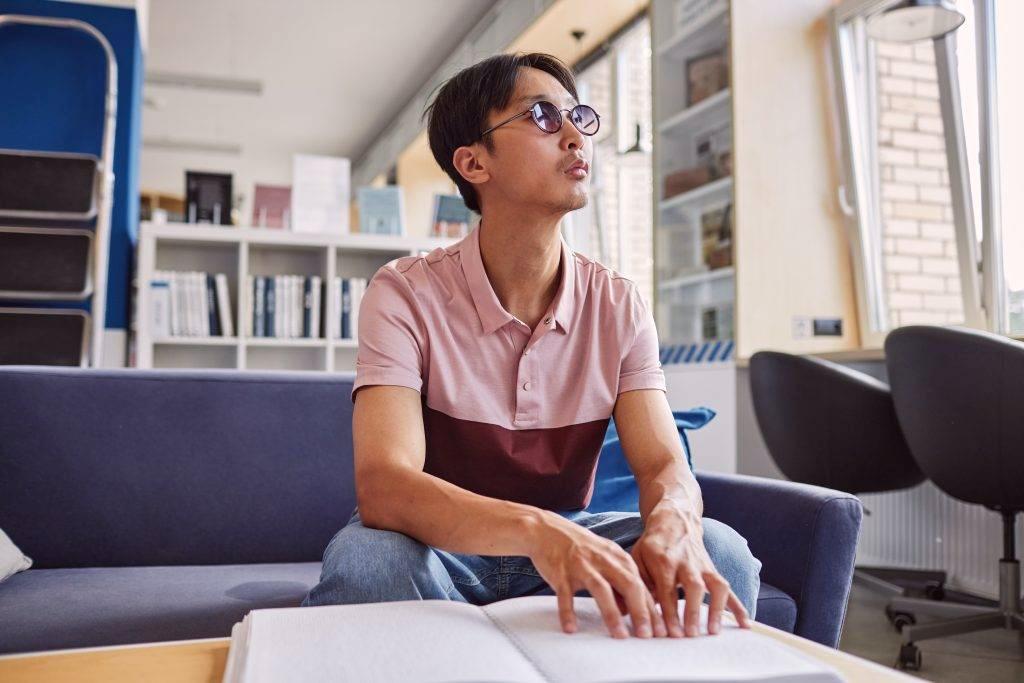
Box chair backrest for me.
[0,366,357,568]
[885,325,1024,511]
[749,351,923,494]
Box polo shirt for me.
[351,221,667,511]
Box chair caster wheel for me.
[885,605,917,633]
[924,582,946,601]
[896,643,922,671]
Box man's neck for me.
[477,209,563,331]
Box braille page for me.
[221,600,545,683]
[482,596,846,683]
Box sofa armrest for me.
[695,470,863,648]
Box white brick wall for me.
[877,40,964,327]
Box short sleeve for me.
[618,286,666,395]
[351,266,425,404]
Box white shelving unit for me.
[134,221,455,371]
[652,0,735,348]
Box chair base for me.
[890,559,1024,671]
[853,565,948,599]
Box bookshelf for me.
[134,221,455,370]
[652,0,735,350]
[654,0,861,362]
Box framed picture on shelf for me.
[357,186,404,235]
[431,194,473,238]
[685,48,729,106]
[695,121,733,178]
[291,154,350,234]
[701,307,718,341]
[185,171,233,225]
[701,202,733,270]
[701,303,734,342]
[252,184,291,229]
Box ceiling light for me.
[145,71,263,95]
[142,138,242,155]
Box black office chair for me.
[749,352,951,614]
[885,325,1024,670]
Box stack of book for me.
[246,275,323,339]
[150,271,234,338]
[333,277,366,341]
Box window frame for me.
[829,0,1003,344]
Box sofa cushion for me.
[754,582,798,633]
[0,562,321,654]
[0,562,797,655]
[0,367,358,568]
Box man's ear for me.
[452,144,491,187]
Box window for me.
[563,15,654,307]
[830,0,1017,343]
[992,0,1023,333]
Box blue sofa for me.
[0,367,863,654]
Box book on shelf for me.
[356,185,404,235]
[251,277,265,338]
[333,276,366,341]
[150,270,234,338]
[215,274,234,337]
[150,275,171,338]
[221,595,843,683]
[265,277,276,338]
[246,275,323,339]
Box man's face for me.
[476,67,593,215]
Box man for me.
[303,52,762,640]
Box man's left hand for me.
[629,507,752,638]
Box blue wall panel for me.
[0,0,143,332]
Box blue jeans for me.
[303,508,762,619]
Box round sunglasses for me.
[479,101,601,140]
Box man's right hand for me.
[527,512,667,639]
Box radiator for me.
[857,481,1024,600]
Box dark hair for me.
[423,52,579,213]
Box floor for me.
[837,583,1024,681]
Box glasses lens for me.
[570,105,600,136]
[532,102,562,133]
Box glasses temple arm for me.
[479,110,531,139]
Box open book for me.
[222,595,845,683]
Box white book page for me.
[483,596,844,683]
[229,600,546,683]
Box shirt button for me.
[544,317,552,325]
[523,349,530,356]
[523,381,531,391]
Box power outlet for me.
[792,316,812,339]
[813,318,843,336]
